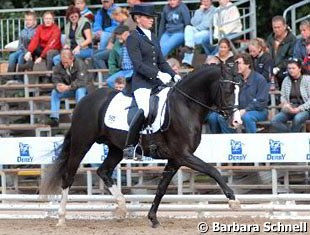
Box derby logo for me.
[17,142,33,163]
[228,140,246,161]
[267,139,285,160]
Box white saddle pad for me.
[104,87,170,133]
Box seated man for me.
[106,25,133,88]
[5,10,37,83]
[206,52,270,133]
[47,49,89,127]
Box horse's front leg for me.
[181,154,240,210]
[148,160,180,228]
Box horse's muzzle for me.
[230,110,243,129]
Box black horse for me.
[40,64,242,227]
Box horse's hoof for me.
[56,220,66,227]
[114,206,127,219]
[151,221,160,228]
[229,199,241,210]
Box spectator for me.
[207,53,270,133]
[111,7,133,30]
[213,38,235,73]
[53,6,93,65]
[293,19,310,60]
[213,0,242,42]
[270,57,310,133]
[266,15,296,88]
[248,38,274,82]
[123,4,179,159]
[181,0,216,68]
[5,11,37,83]
[47,49,89,127]
[93,0,118,50]
[159,0,190,57]
[302,39,310,75]
[167,57,181,74]
[106,25,133,88]
[114,76,126,91]
[74,0,94,22]
[22,11,61,74]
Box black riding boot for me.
[123,109,145,159]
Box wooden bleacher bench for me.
[0,83,54,90]
[0,96,50,102]
[0,124,50,131]
[0,109,73,116]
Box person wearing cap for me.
[123,4,181,159]
[270,57,310,133]
[106,25,133,88]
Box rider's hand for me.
[157,71,171,84]
[173,74,182,83]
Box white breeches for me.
[134,88,151,118]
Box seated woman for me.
[270,58,310,132]
[248,38,274,82]
[159,0,190,57]
[22,11,62,73]
[53,6,93,65]
[213,38,235,72]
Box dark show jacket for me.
[126,27,176,91]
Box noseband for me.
[173,79,240,118]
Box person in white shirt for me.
[213,0,242,41]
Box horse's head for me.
[212,63,243,128]
[174,64,242,128]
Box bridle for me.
[173,79,240,118]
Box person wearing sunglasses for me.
[53,6,93,65]
[270,58,310,133]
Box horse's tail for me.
[40,127,72,195]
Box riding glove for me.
[157,71,171,84]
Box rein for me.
[173,79,240,117]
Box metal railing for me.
[0,0,255,52]
[283,0,310,36]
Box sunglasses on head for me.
[287,57,298,62]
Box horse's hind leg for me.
[57,188,69,226]
[148,160,180,228]
[96,145,127,219]
[58,137,95,226]
[181,154,240,209]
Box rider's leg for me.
[123,88,151,159]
